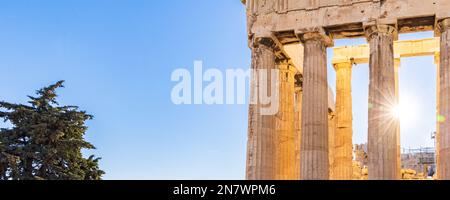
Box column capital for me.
[333,61,352,71]
[296,27,334,47]
[277,59,297,73]
[364,24,397,41]
[277,59,289,67]
[251,36,277,50]
[278,61,297,73]
[251,36,292,62]
[437,18,450,33]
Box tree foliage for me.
[0,81,104,180]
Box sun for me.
[390,94,418,126]
[391,105,402,119]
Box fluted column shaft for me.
[366,25,400,180]
[299,31,332,180]
[246,39,277,180]
[333,62,353,180]
[438,18,450,180]
[275,63,297,180]
[394,59,401,178]
[435,53,441,179]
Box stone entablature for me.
[243,0,450,41]
[333,37,440,65]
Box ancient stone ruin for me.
[243,0,450,180]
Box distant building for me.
[401,148,436,177]
[354,144,436,178]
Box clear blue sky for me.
[0,1,438,179]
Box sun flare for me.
[391,105,402,119]
[390,94,418,126]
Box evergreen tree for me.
[0,81,104,180]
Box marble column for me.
[365,25,400,180]
[435,53,440,179]
[438,18,450,180]
[294,76,302,180]
[394,59,402,177]
[246,38,278,180]
[275,62,297,180]
[299,31,333,180]
[333,61,353,180]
